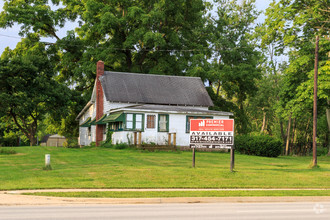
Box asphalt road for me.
[0,202,329,220]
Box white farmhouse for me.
[76,61,233,147]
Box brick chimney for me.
[95,61,104,147]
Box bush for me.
[316,146,328,156]
[235,134,282,157]
[114,143,130,149]
[100,141,113,148]
[63,138,80,148]
[0,148,17,155]
[100,142,132,149]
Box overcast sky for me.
[0,0,272,54]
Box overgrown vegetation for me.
[235,135,282,157]
[63,138,80,148]
[0,148,17,155]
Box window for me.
[158,114,169,132]
[108,122,123,131]
[135,114,143,130]
[125,113,144,130]
[186,116,213,133]
[146,115,156,129]
[126,114,133,129]
[88,127,91,136]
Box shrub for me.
[235,134,282,157]
[101,141,113,148]
[114,143,130,149]
[63,138,80,148]
[0,148,17,155]
[89,142,96,148]
[316,146,328,156]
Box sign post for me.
[230,147,234,172]
[192,148,195,168]
[190,119,235,171]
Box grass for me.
[0,146,329,190]
[23,190,330,198]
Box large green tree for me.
[208,0,262,134]
[1,0,210,93]
[261,0,330,154]
[0,36,71,146]
[1,1,212,139]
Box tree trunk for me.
[285,113,292,156]
[29,134,37,147]
[216,80,221,96]
[326,99,330,156]
[260,109,266,134]
[290,118,296,155]
[280,119,286,144]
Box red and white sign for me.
[190,119,234,149]
[190,119,234,132]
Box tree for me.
[208,0,262,134]
[1,0,210,94]
[0,0,214,140]
[0,36,71,146]
[262,0,330,156]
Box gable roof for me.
[99,71,214,107]
[111,104,233,116]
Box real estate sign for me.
[190,119,234,149]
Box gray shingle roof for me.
[100,71,214,107]
[112,104,233,116]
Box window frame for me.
[124,113,144,131]
[135,114,143,130]
[126,113,134,129]
[158,114,169,132]
[146,114,156,129]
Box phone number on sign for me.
[190,135,233,144]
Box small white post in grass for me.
[44,154,52,170]
[45,154,50,166]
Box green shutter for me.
[142,114,145,131]
[166,114,169,132]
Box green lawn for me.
[24,190,330,198]
[0,146,329,190]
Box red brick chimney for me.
[95,61,104,147]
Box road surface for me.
[0,202,329,220]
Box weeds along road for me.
[0,202,329,220]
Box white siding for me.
[169,114,188,146]
[109,112,231,147]
[78,104,95,146]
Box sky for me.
[0,0,272,54]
